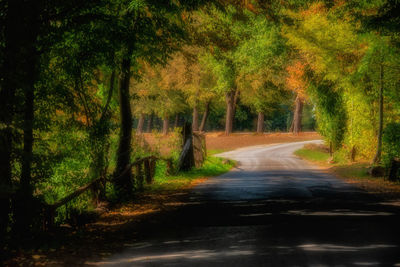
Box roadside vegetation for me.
[147,156,234,192]
[296,144,400,198]
[2,0,400,258]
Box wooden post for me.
[144,159,152,184]
[136,163,144,191]
[166,158,174,175]
[150,159,156,179]
[193,132,206,168]
[388,157,400,181]
[178,122,195,171]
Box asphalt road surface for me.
[95,141,400,267]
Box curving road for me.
[96,141,400,267]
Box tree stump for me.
[136,164,144,191]
[178,122,195,171]
[144,159,152,184]
[388,157,400,181]
[193,132,206,168]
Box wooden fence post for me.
[178,122,195,171]
[144,159,152,184]
[193,132,206,168]
[136,163,144,191]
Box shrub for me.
[382,122,400,168]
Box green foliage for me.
[309,80,347,151]
[382,122,400,168]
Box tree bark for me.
[147,113,154,133]
[162,116,169,135]
[0,0,21,241]
[192,105,199,131]
[225,90,235,135]
[292,95,304,135]
[174,114,180,129]
[232,88,240,120]
[10,0,40,234]
[372,61,384,164]
[137,113,145,135]
[199,101,210,132]
[257,112,264,134]
[115,45,134,197]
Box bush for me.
[382,122,400,168]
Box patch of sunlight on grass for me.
[208,149,227,156]
[294,148,330,162]
[145,156,234,192]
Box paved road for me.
[96,141,400,267]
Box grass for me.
[207,149,227,156]
[295,144,400,198]
[294,148,330,162]
[145,156,234,192]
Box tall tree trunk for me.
[174,114,180,129]
[115,46,134,197]
[257,112,264,134]
[20,83,34,196]
[147,113,154,133]
[225,91,235,135]
[13,0,40,234]
[372,61,384,164]
[0,0,21,241]
[137,113,145,135]
[162,117,169,135]
[292,95,304,135]
[199,101,210,132]
[192,105,199,131]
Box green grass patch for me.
[294,148,330,163]
[145,156,234,192]
[207,149,227,156]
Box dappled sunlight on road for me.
[91,141,400,266]
[93,249,255,266]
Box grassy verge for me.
[295,144,400,199]
[145,156,234,192]
[294,147,330,162]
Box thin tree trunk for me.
[137,113,145,135]
[232,88,240,119]
[99,70,116,122]
[199,101,210,132]
[192,105,199,131]
[292,95,304,135]
[257,112,264,134]
[115,45,134,197]
[147,113,154,133]
[174,114,179,129]
[162,117,169,135]
[372,61,384,164]
[225,91,235,135]
[20,84,34,195]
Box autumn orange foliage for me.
[286,60,307,99]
